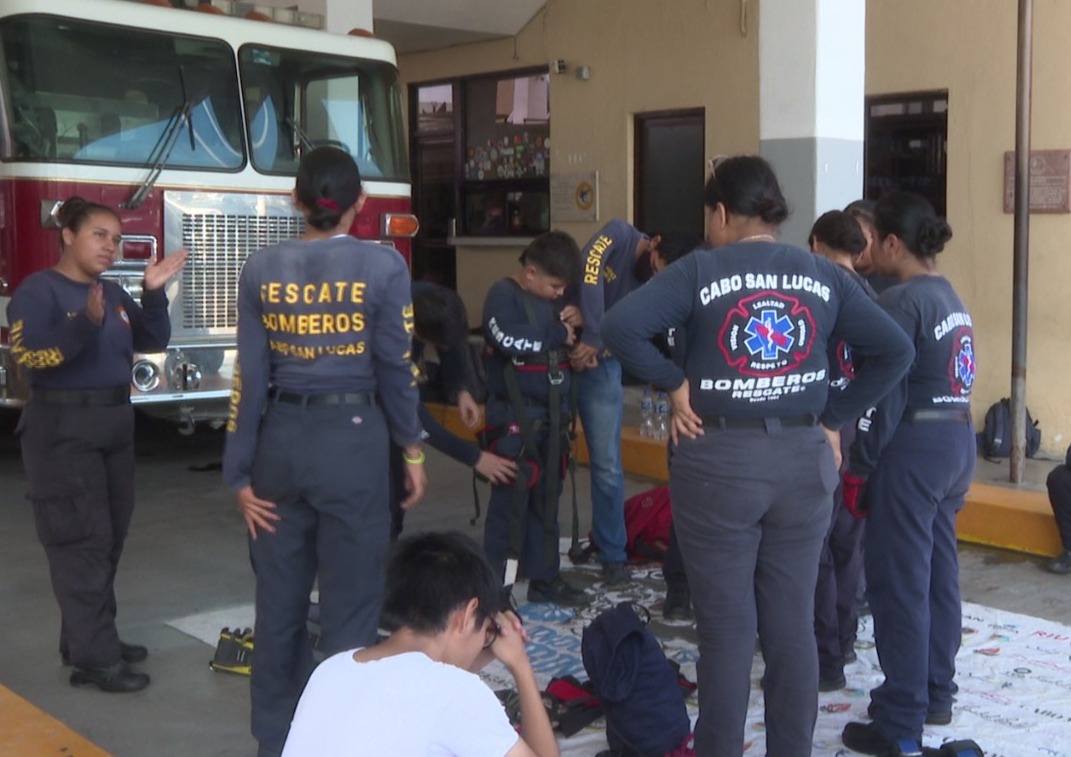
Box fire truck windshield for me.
[238,45,409,182]
[0,15,410,184]
[0,15,244,170]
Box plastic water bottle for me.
[640,388,655,439]
[654,392,670,441]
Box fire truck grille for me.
[180,214,306,330]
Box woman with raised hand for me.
[8,196,186,693]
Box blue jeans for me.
[576,355,627,563]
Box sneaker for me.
[70,661,150,693]
[209,627,254,676]
[527,576,589,606]
[842,721,895,755]
[601,561,631,587]
[663,586,693,620]
[1047,550,1071,575]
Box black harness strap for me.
[567,379,581,557]
[494,283,574,579]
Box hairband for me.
[316,198,340,211]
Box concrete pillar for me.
[758,0,865,247]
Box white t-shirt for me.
[281,649,521,757]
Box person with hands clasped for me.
[840,193,977,757]
[281,531,559,757]
[222,147,425,757]
[8,196,187,693]
[601,156,914,757]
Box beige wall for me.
[398,0,760,317]
[868,0,1070,454]
[399,0,1070,454]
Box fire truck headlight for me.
[132,360,161,393]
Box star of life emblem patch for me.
[950,328,975,395]
[718,291,815,377]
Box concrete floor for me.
[0,412,1068,757]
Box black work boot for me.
[527,576,589,606]
[69,661,150,693]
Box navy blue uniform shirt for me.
[826,268,878,400]
[849,275,975,476]
[411,280,470,403]
[411,280,480,467]
[223,236,421,490]
[7,269,170,389]
[482,278,571,414]
[573,219,645,351]
[602,241,915,429]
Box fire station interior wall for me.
[867,0,1071,455]
[397,0,1071,455]
[396,0,760,327]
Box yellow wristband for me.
[402,449,426,465]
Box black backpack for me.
[581,603,692,757]
[982,397,1041,459]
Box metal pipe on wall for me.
[1010,0,1033,483]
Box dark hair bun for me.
[810,210,867,255]
[916,218,953,255]
[704,155,790,226]
[295,147,362,231]
[874,191,952,259]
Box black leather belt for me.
[32,386,130,406]
[906,408,970,423]
[702,414,817,431]
[270,389,375,407]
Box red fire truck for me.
[0,0,417,430]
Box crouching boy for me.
[281,531,559,757]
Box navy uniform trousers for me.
[865,419,975,743]
[814,497,865,676]
[247,397,390,757]
[482,399,563,584]
[670,422,837,757]
[662,444,690,594]
[814,422,865,678]
[18,400,136,670]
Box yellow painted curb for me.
[0,684,112,757]
[430,404,1062,557]
[956,482,1063,557]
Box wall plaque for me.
[551,171,599,222]
[1003,150,1071,213]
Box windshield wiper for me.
[123,68,196,210]
[284,114,313,155]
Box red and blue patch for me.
[950,328,975,395]
[718,291,815,377]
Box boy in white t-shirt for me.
[281,531,559,757]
